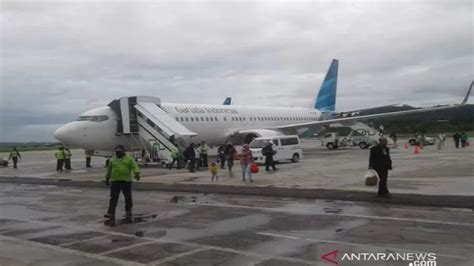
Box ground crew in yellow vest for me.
[55,147,65,172]
[200,141,209,168]
[168,146,180,170]
[104,145,140,225]
[64,147,72,171]
[9,147,21,169]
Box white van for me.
[249,135,303,164]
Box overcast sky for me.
[0,0,472,142]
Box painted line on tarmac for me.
[59,235,110,247]
[147,247,210,265]
[193,202,474,227]
[100,241,158,255]
[1,216,317,265]
[0,235,145,266]
[257,232,468,260]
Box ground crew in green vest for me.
[200,141,209,168]
[104,145,140,225]
[8,147,21,169]
[64,147,72,170]
[168,146,180,170]
[55,147,65,172]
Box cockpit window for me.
[76,115,109,122]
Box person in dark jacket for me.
[224,142,236,173]
[217,144,226,169]
[369,137,392,198]
[262,141,277,171]
[183,143,196,173]
[453,132,461,148]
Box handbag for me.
[364,169,378,186]
[250,163,259,174]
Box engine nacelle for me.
[229,129,283,144]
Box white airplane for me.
[54,59,472,158]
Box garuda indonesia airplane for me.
[54,59,472,158]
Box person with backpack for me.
[262,141,277,171]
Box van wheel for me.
[359,142,368,149]
[408,139,417,146]
[292,153,300,163]
[326,143,335,150]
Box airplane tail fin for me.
[315,59,339,112]
[223,97,232,105]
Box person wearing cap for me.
[262,141,277,171]
[104,145,140,225]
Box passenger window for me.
[224,117,227,121]
[180,117,184,122]
[280,138,298,146]
[206,117,209,121]
[190,117,194,122]
[215,117,218,121]
[175,117,179,121]
[185,117,189,122]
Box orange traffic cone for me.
[404,143,408,149]
[414,146,420,154]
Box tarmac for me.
[0,138,473,265]
[0,138,472,208]
[0,184,473,265]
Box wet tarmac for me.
[0,184,473,265]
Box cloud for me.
[0,0,472,141]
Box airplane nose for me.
[54,123,77,144]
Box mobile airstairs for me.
[108,96,197,166]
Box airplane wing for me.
[274,81,473,134]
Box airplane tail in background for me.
[223,97,232,105]
[315,59,339,112]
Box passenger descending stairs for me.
[108,97,197,165]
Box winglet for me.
[460,81,473,105]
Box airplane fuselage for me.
[54,102,321,151]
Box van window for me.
[324,133,332,138]
[280,138,299,146]
[272,139,279,146]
